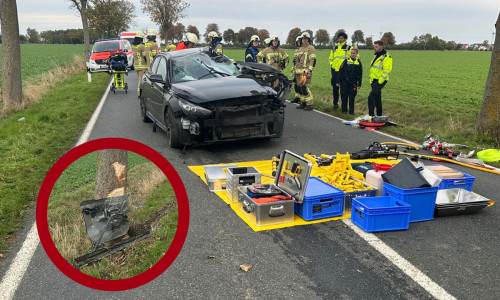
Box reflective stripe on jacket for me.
[132,44,148,70]
[144,41,158,66]
[211,41,223,55]
[294,44,316,74]
[369,51,392,84]
[257,47,289,71]
[329,42,351,71]
[245,46,259,62]
[337,57,363,86]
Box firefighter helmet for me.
[300,32,311,39]
[296,36,301,42]
[264,38,271,46]
[250,35,260,42]
[271,35,280,42]
[147,29,156,36]
[135,31,145,38]
[208,31,218,38]
[186,32,198,44]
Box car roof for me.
[158,47,205,58]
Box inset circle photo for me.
[36,138,189,291]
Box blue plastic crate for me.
[438,171,475,191]
[295,177,344,221]
[383,182,438,222]
[344,178,377,211]
[351,196,411,232]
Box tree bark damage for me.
[95,149,128,199]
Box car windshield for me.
[92,42,120,53]
[171,53,241,84]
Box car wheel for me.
[140,95,151,123]
[165,107,185,148]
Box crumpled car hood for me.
[171,77,276,104]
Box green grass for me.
[0,71,109,252]
[223,49,496,147]
[48,154,177,279]
[0,44,84,87]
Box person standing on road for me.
[368,40,393,116]
[294,32,316,111]
[175,32,198,50]
[257,35,289,71]
[208,31,223,55]
[291,36,302,104]
[245,35,261,62]
[336,48,362,115]
[145,29,158,66]
[329,32,351,109]
[132,32,148,97]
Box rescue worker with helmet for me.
[336,47,362,115]
[293,32,316,111]
[208,31,223,55]
[176,32,198,50]
[132,31,149,97]
[165,43,176,52]
[145,28,158,66]
[368,40,393,116]
[245,35,260,62]
[257,35,289,71]
[291,36,302,104]
[329,32,351,109]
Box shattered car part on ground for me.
[139,47,292,148]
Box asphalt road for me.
[5,74,500,299]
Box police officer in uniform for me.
[245,35,260,62]
[368,40,393,116]
[336,48,362,115]
[208,31,223,55]
[132,31,148,97]
[257,35,289,71]
[329,32,351,109]
[293,32,316,111]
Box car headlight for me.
[88,59,96,65]
[178,98,213,118]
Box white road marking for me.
[343,219,456,300]
[0,80,112,300]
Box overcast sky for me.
[10,0,500,44]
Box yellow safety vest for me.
[369,52,392,84]
[329,42,351,71]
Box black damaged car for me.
[139,48,291,148]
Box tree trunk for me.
[0,0,23,106]
[478,11,500,143]
[95,150,128,199]
[80,0,91,63]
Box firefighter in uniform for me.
[245,35,260,62]
[257,38,271,63]
[164,43,176,52]
[368,40,393,116]
[336,47,362,115]
[132,31,149,97]
[145,28,158,66]
[208,31,223,55]
[257,35,289,71]
[329,32,351,109]
[294,32,316,111]
[291,36,302,103]
[175,32,198,50]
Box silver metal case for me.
[226,167,262,203]
[204,164,238,192]
[237,150,312,226]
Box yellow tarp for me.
[189,160,353,232]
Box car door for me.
[148,56,168,121]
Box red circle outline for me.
[36,138,190,291]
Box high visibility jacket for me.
[132,43,148,70]
[369,50,392,84]
[245,46,259,62]
[165,44,176,52]
[211,40,223,55]
[175,41,189,51]
[337,57,363,86]
[329,42,351,71]
[144,40,158,66]
[293,44,316,75]
[257,46,289,71]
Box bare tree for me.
[68,0,91,63]
[0,0,23,106]
[286,27,301,45]
[478,11,500,142]
[140,0,189,41]
[95,150,128,199]
[315,29,330,47]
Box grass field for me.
[48,152,177,279]
[0,44,84,88]
[224,49,494,147]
